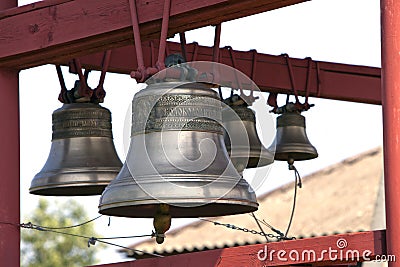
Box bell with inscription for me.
[99,81,258,218]
[30,103,122,196]
[222,95,274,173]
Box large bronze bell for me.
[222,97,274,173]
[99,82,258,218]
[30,103,122,196]
[268,110,318,161]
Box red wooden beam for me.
[0,1,381,105]
[0,69,20,267]
[89,230,386,267]
[0,2,19,267]
[0,0,307,69]
[64,42,382,104]
[381,1,400,266]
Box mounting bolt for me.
[29,24,39,33]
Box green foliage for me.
[21,198,101,267]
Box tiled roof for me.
[123,147,383,259]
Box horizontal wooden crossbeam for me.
[0,1,382,105]
[89,230,387,267]
[63,42,382,104]
[0,0,307,69]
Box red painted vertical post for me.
[0,1,19,266]
[381,1,400,266]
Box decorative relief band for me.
[154,106,221,119]
[131,93,223,135]
[52,104,113,140]
[54,110,110,121]
[155,94,219,107]
[153,118,222,133]
[223,105,256,122]
[53,129,112,140]
[54,120,111,129]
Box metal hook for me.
[92,50,112,103]
[155,0,172,70]
[56,65,68,103]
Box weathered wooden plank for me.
[0,0,308,69]
[88,230,386,267]
[0,0,74,19]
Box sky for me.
[17,0,382,264]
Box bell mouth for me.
[99,202,258,218]
[98,164,259,218]
[272,144,318,161]
[228,147,275,168]
[273,151,318,161]
[247,155,274,168]
[29,167,122,196]
[30,185,108,196]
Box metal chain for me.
[199,218,294,241]
[19,222,163,257]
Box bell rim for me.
[98,167,258,217]
[98,199,258,218]
[272,144,318,161]
[30,168,122,196]
[274,152,318,161]
[227,146,274,168]
[105,173,247,183]
[29,183,110,196]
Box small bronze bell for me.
[30,103,122,196]
[99,81,258,218]
[222,96,274,173]
[269,110,318,161]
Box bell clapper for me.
[153,204,171,244]
[287,158,302,188]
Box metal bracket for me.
[56,51,111,103]
[226,46,258,104]
[56,60,91,103]
[268,54,315,113]
[91,50,112,103]
[129,0,171,82]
